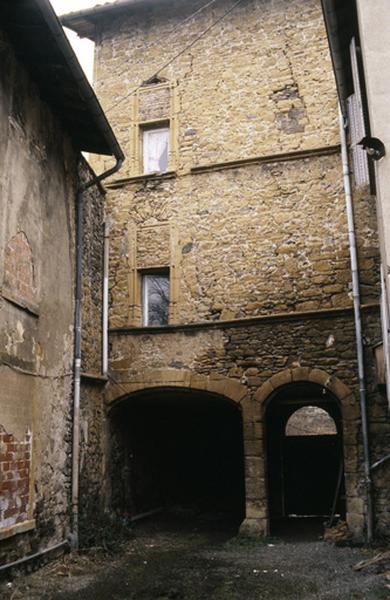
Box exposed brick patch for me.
[0,425,32,529]
[3,231,36,307]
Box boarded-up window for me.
[138,85,170,122]
[2,231,37,311]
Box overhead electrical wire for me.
[104,0,245,394]
[106,0,245,113]
[104,0,221,91]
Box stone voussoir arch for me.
[105,369,249,409]
[255,367,357,420]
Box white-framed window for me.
[142,271,169,326]
[142,126,169,174]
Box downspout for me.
[338,107,374,543]
[71,156,123,550]
[380,264,390,405]
[0,541,69,575]
[102,221,110,376]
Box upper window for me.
[143,126,169,174]
[142,271,169,326]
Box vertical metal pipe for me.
[71,157,123,550]
[380,265,390,406]
[71,189,84,550]
[102,221,109,376]
[338,107,374,543]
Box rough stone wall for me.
[78,161,107,526]
[0,29,104,562]
[93,0,339,174]
[90,0,380,329]
[88,0,388,539]
[79,385,107,525]
[106,155,379,328]
[108,308,389,538]
[80,161,105,375]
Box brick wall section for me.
[0,426,31,529]
[3,231,36,308]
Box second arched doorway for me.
[265,382,346,538]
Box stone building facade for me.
[64,0,390,540]
[0,1,122,565]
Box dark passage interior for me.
[109,388,245,526]
[265,382,346,538]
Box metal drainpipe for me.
[102,221,110,376]
[71,156,123,550]
[380,264,390,405]
[338,107,374,543]
[0,541,69,575]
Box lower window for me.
[142,271,169,326]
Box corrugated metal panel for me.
[347,37,369,187]
[347,93,369,187]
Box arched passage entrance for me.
[265,382,346,537]
[108,387,246,527]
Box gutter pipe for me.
[380,264,390,406]
[71,156,123,551]
[0,541,69,576]
[102,221,110,376]
[42,0,125,553]
[43,0,126,553]
[0,0,125,569]
[371,453,390,472]
[338,106,374,543]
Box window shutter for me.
[347,37,369,187]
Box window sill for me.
[1,288,40,317]
[0,519,36,541]
[106,170,176,188]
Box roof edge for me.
[60,0,176,39]
[38,0,123,159]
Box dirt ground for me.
[1,513,389,600]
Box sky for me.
[49,0,110,82]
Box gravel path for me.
[1,515,389,599]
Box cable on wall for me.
[106,0,245,113]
